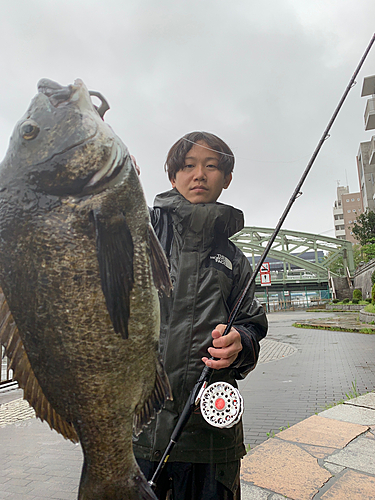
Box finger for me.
[208,346,237,359]
[202,356,236,370]
[211,328,223,340]
[212,328,240,348]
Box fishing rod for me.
[149,32,375,490]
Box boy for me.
[133,131,268,500]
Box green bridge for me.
[230,227,354,293]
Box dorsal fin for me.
[0,289,79,443]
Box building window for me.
[347,210,351,213]
[357,198,360,201]
[349,220,352,223]
[353,209,356,212]
[346,199,350,202]
[354,220,357,223]
[351,198,355,201]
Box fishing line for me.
[181,136,311,163]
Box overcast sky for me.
[1,0,375,237]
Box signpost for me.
[260,262,271,311]
[260,262,271,286]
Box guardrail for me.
[1,347,13,385]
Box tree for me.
[351,210,375,246]
[323,244,362,275]
[362,242,375,262]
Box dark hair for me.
[165,131,235,181]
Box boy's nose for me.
[193,165,206,180]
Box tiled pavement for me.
[0,310,374,499]
[241,392,375,499]
[239,311,375,448]
[0,418,82,499]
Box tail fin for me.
[78,460,158,500]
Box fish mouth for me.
[37,78,81,107]
[38,79,110,118]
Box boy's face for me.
[171,141,232,204]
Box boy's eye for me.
[206,164,218,169]
[183,164,195,169]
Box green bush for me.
[332,299,340,303]
[342,298,350,304]
[352,299,359,304]
[353,289,362,301]
[366,298,372,303]
[371,269,375,285]
[372,283,375,304]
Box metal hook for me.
[88,90,110,118]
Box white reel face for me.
[200,381,244,429]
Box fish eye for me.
[20,120,40,140]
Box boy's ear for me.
[171,177,176,188]
[223,173,232,189]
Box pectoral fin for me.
[133,357,172,435]
[148,224,172,296]
[0,289,78,443]
[92,210,134,339]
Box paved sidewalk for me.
[241,392,375,499]
[0,310,374,499]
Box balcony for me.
[369,136,375,165]
[364,98,375,130]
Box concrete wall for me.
[353,259,375,299]
[326,304,363,311]
[359,309,375,324]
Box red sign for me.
[260,262,271,286]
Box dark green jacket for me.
[133,189,268,464]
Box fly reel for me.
[200,381,243,429]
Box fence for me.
[1,347,13,385]
[260,297,329,313]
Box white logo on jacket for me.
[210,254,233,270]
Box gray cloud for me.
[1,0,374,236]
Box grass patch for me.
[330,300,368,305]
[266,424,290,440]
[318,380,363,412]
[292,322,375,334]
[364,303,375,313]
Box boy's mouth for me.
[191,185,208,192]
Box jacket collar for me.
[153,188,244,238]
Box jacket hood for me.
[153,188,244,239]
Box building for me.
[357,139,375,212]
[333,185,362,243]
[357,75,375,213]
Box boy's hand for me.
[202,324,242,370]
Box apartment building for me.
[333,185,362,243]
[357,75,375,212]
[357,139,375,212]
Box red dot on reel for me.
[215,398,226,411]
